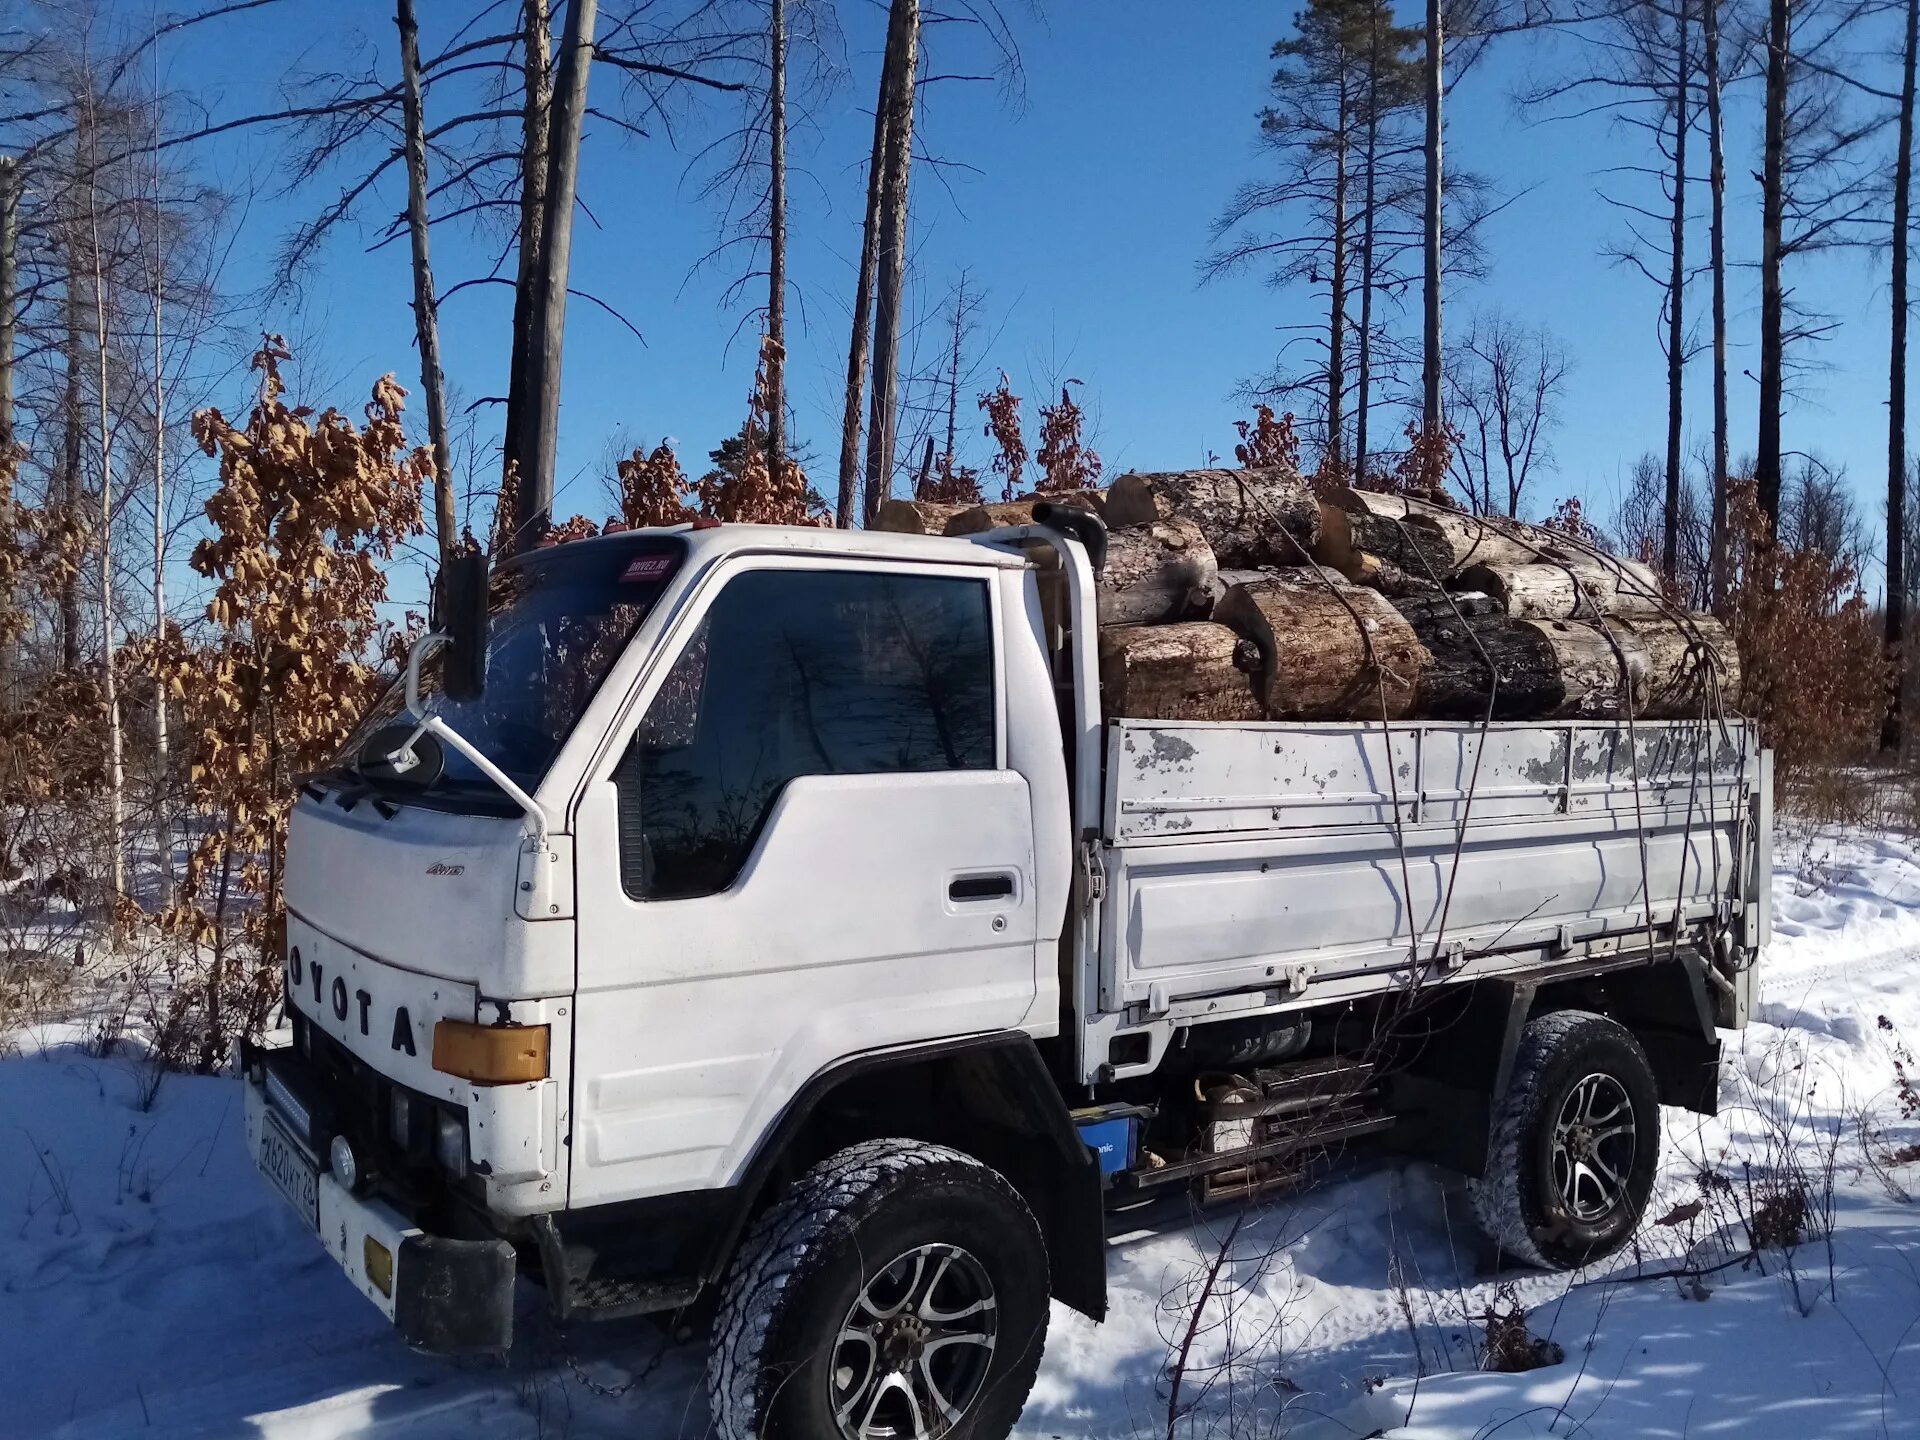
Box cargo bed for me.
[1073,714,1767,1082]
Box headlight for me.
[329,1133,361,1192]
[435,1111,468,1177]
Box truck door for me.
[568,557,1040,1206]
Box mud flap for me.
[394,1234,518,1355]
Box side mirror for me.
[436,549,489,701]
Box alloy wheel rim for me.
[1550,1071,1638,1224]
[829,1242,998,1440]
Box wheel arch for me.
[718,1032,1107,1321]
[1381,954,1722,1179]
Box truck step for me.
[564,1272,702,1322]
[1110,1104,1394,1198]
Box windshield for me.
[346,536,687,794]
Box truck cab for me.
[245,513,1768,1440]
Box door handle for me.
[949,873,1016,902]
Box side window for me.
[615,569,995,899]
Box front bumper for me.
[242,1038,517,1354]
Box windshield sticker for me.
[621,554,675,584]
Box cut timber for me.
[1518,619,1650,718]
[1453,560,1618,619]
[1216,573,1431,720]
[871,498,968,535]
[1099,622,1264,721]
[1098,515,1221,625]
[1616,613,1743,717]
[1217,564,1350,591]
[1333,490,1537,579]
[1016,486,1107,516]
[1103,468,1319,567]
[1607,557,1670,617]
[1350,551,1437,597]
[1393,595,1565,719]
[944,492,1103,535]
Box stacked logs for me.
[872,472,1741,724]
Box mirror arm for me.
[386,630,553,843]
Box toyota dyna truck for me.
[242,507,1769,1440]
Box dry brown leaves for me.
[150,336,426,1069]
[1721,479,1884,775]
[1234,403,1301,473]
[1033,380,1101,493]
[978,373,1027,502]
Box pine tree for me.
[1207,0,1424,468]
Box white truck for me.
[243,508,1769,1440]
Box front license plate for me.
[258,1112,320,1232]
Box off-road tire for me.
[708,1139,1050,1440]
[1469,1010,1660,1270]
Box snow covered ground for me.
[8,824,1920,1439]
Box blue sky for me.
[157,0,1909,596]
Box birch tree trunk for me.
[398,0,457,571]
[836,52,890,527]
[0,156,15,701]
[860,0,920,526]
[1664,2,1689,580]
[1888,0,1917,750]
[513,0,596,551]
[765,0,788,475]
[147,135,172,895]
[85,113,126,907]
[1704,0,1731,606]
[0,156,13,457]
[1421,0,1445,436]
[60,228,84,677]
[501,0,552,547]
[1756,0,1790,528]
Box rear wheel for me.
[1469,1010,1660,1270]
[709,1139,1050,1440]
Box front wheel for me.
[709,1139,1050,1440]
[1469,1010,1660,1270]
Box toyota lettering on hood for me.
[284,914,478,1104]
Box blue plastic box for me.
[1074,1112,1142,1176]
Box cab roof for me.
[519,520,1035,571]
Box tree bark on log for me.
[1517,619,1649,718]
[1096,516,1220,625]
[1103,468,1319,566]
[1393,594,1564,718]
[1453,560,1618,619]
[1099,622,1264,721]
[943,493,1103,535]
[1216,574,1431,720]
[1329,489,1537,579]
[1606,557,1669,616]
[871,498,969,534]
[1016,486,1107,515]
[1617,613,1743,717]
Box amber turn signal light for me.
[432,1019,549,1085]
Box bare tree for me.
[396,0,455,571]
[1704,0,1732,604]
[513,0,599,549]
[765,0,787,475]
[1445,310,1569,517]
[1754,0,1886,528]
[836,78,886,527]
[860,0,920,524]
[1521,0,1697,577]
[1889,0,1917,748]
[0,155,13,457]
